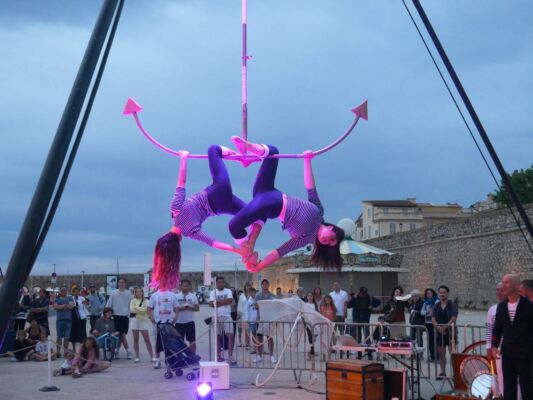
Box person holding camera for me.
[129,287,153,363]
[174,280,200,354]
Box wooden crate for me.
[326,359,384,400]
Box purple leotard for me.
[229,145,324,256]
[171,145,246,246]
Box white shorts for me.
[129,317,151,331]
[215,315,234,335]
[257,321,273,337]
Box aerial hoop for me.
[122,97,368,160]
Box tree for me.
[494,165,533,205]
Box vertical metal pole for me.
[242,0,248,145]
[0,0,120,344]
[411,0,533,241]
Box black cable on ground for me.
[400,0,533,258]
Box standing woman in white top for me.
[130,287,154,363]
[237,282,252,349]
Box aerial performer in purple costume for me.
[228,136,345,273]
[151,145,250,290]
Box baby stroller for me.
[156,322,201,380]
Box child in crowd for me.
[92,307,120,351]
[320,295,336,322]
[25,319,44,344]
[372,316,391,361]
[30,330,56,361]
[71,337,111,377]
[246,287,259,351]
[372,315,391,342]
[53,350,75,376]
[8,330,34,362]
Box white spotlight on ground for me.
[196,382,213,400]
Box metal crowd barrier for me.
[209,319,328,381]
[207,319,487,383]
[430,323,486,379]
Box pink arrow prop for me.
[123,97,367,160]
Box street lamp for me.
[51,264,57,284]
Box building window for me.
[410,223,416,231]
[367,208,371,218]
[390,223,396,234]
[383,207,389,214]
[375,229,379,236]
[367,226,371,238]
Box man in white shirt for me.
[148,287,180,369]
[175,279,200,354]
[106,278,133,359]
[486,282,505,397]
[209,276,236,365]
[329,281,348,327]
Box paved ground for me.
[0,306,489,400]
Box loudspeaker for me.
[385,368,407,400]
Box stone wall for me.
[26,273,145,292]
[25,271,254,293]
[366,204,533,309]
[257,254,301,294]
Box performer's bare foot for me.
[230,136,269,157]
[220,145,255,167]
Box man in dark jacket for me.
[490,274,533,400]
[348,287,380,341]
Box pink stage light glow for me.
[196,382,212,398]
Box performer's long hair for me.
[311,223,345,271]
[150,231,181,291]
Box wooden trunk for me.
[326,359,384,400]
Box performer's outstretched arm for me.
[303,150,315,190]
[212,240,249,255]
[177,150,189,188]
[247,250,280,273]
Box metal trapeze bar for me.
[123,98,367,160]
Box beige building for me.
[467,193,499,213]
[355,198,463,240]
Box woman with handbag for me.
[129,287,154,363]
[382,286,409,339]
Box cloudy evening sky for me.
[0,0,531,276]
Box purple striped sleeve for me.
[276,234,315,257]
[307,188,324,217]
[170,187,186,217]
[188,230,216,247]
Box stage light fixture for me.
[196,382,213,400]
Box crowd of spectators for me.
[6,273,531,396]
